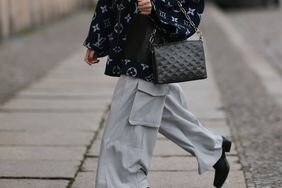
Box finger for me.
[139,7,152,12]
[138,4,152,11]
[89,50,95,61]
[140,10,152,15]
[86,50,96,65]
[88,51,96,64]
[137,0,150,6]
[140,12,151,15]
[89,51,100,64]
[138,5,151,11]
[93,60,100,64]
[84,50,91,64]
[138,1,151,8]
[93,53,99,63]
[138,1,151,7]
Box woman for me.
[83,0,231,187]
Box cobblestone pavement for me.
[202,4,282,188]
[225,5,282,75]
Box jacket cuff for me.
[83,39,108,58]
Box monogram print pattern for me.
[83,0,205,83]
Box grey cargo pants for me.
[95,75,223,188]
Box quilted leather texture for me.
[152,40,207,84]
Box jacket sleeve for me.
[83,0,115,57]
[150,0,205,41]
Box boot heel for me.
[222,137,232,153]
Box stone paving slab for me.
[0,160,80,178]
[32,78,116,86]
[0,11,95,105]
[71,170,246,188]
[1,99,108,111]
[15,88,115,97]
[16,92,114,100]
[0,55,110,186]
[152,139,237,156]
[0,113,103,131]
[149,171,246,188]
[0,131,94,146]
[18,87,116,96]
[81,156,241,172]
[0,146,86,160]
[32,77,113,87]
[25,83,116,93]
[0,12,115,187]
[10,53,116,96]
[204,125,231,138]
[0,179,69,188]
[81,158,98,172]
[151,156,241,171]
[201,119,230,129]
[26,80,116,90]
[71,172,96,188]
[86,139,100,157]
[181,89,222,111]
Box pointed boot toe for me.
[213,136,232,188]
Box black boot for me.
[213,136,232,188]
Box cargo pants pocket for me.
[128,79,169,128]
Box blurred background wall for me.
[0,0,96,39]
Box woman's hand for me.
[84,49,100,65]
[137,0,152,15]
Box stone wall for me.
[0,0,94,39]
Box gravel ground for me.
[0,11,92,105]
[202,5,282,188]
[225,5,282,75]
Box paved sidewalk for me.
[0,11,93,105]
[0,45,246,187]
[0,50,116,187]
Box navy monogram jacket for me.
[83,0,205,83]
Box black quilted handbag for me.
[123,0,207,84]
[149,0,207,84]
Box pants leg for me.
[159,83,223,175]
[95,75,168,188]
[95,75,223,187]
